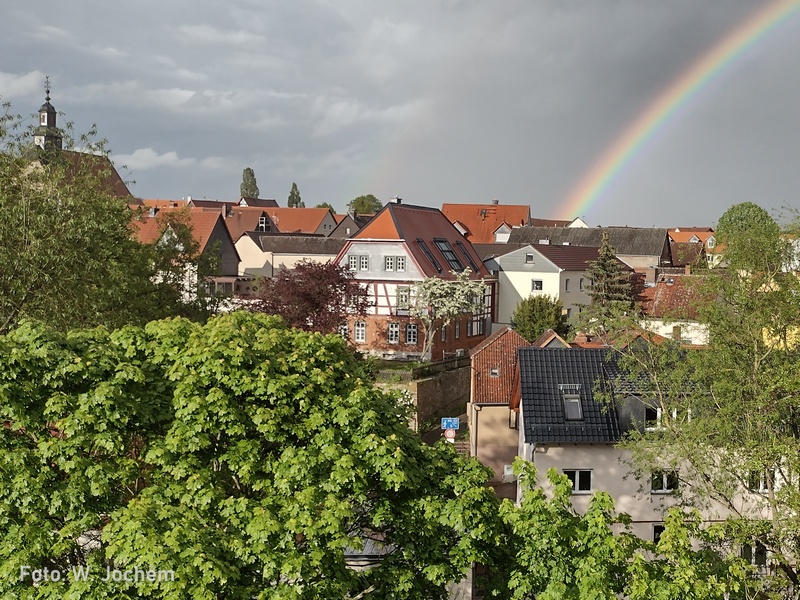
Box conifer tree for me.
[240,167,259,198]
[583,232,634,331]
[287,182,304,208]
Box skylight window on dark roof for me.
[434,238,464,271]
[559,384,583,420]
[416,239,442,272]
[455,240,479,271]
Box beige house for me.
[235,234,346,278]
[481,244,627,331]
[513,347,771,546]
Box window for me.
[455,320,461,339]
[645,406,661,430]
[338,323,349,339]
[489,367,500,378]
[396,256,406,272]
[467,319,474,337]
[455,241,479,270]
[560,384,583,420]
[531,279,543,292]
[563,469,592,494]
[405,323,418,344]
[359,255,369,271]
[653,524,665,543]
[396,287,410,311]
[440,325,447,342]
[388,322,400,343]
[747,470,774,494]
[354,320,366,343]
[566,308,572,319]
[416,239,442,272]
[651,470,679,494]
[562,394,582,420]
[525,253,534,263]
[434,239,464,271]
[579,278,584,290]
[741,542,768,568]
[565,278,570,292]
[258,216,268,231]
[348,255,358,271]
[384,256,395,271]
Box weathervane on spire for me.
[44,75,51,102]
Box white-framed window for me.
[440,325,447,342]
[560,385,582,420]
[40,112,47,125]
[405,323,418,344]
[384,256,395,271]
[489,367,500,378]
[354,320,366,343]
[454,321,460,339]
[645,406,690,431]
[348,255,358,270]
[525,253,534,263]
[359,255,369,271]
[396,256,406,272]
[388,322,400,343]
[338,323,349,339]
[396,287,410,312]
[563,469,592,494]
[653,524,665,543]
[579,278,585,290]
[651,470,679,494]
[531,279,543,292]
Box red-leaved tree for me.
[250,261,371,334]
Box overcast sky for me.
[2,1,800,227]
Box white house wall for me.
[639,318,710,346]
[235,236,272,277]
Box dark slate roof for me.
[518,348,621,444]
[254,233,347,255]
[508,226,669,257]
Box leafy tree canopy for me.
[250,260,371,334]
[315,201,335,212]
[511,295,569,342]
[347,194,382,215]
[240,167,259,199]
[0,312,503,599]
[715,202,785,272]
[0,101,194,334]
[287,182,304,208]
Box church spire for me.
[34,76,62,151]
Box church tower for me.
[33,76,62,151]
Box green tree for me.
[497,462,756,599]
[240,167,259,198]
[409,269,486,360]
[347,194,382,214]
[0,312,503,599]
[611,203,800,594]
[581,231,635,333]
[315,201,335,212]
[0,101,187,334]
[511,295,569,342]
[287,182,304,208]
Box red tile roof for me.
[267,208,331,234]
[441,203,530,243]
[353,202,491,279]
[470,326,529,404]
[131,207,223,253]
[640,274,706,320]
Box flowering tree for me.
[409,269,487,360]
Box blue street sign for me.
[441,417,460,430]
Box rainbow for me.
[555,0,800,222]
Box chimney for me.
[391,196,402,204]
[492,199,499,205]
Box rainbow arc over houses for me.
[555,0,800,221]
